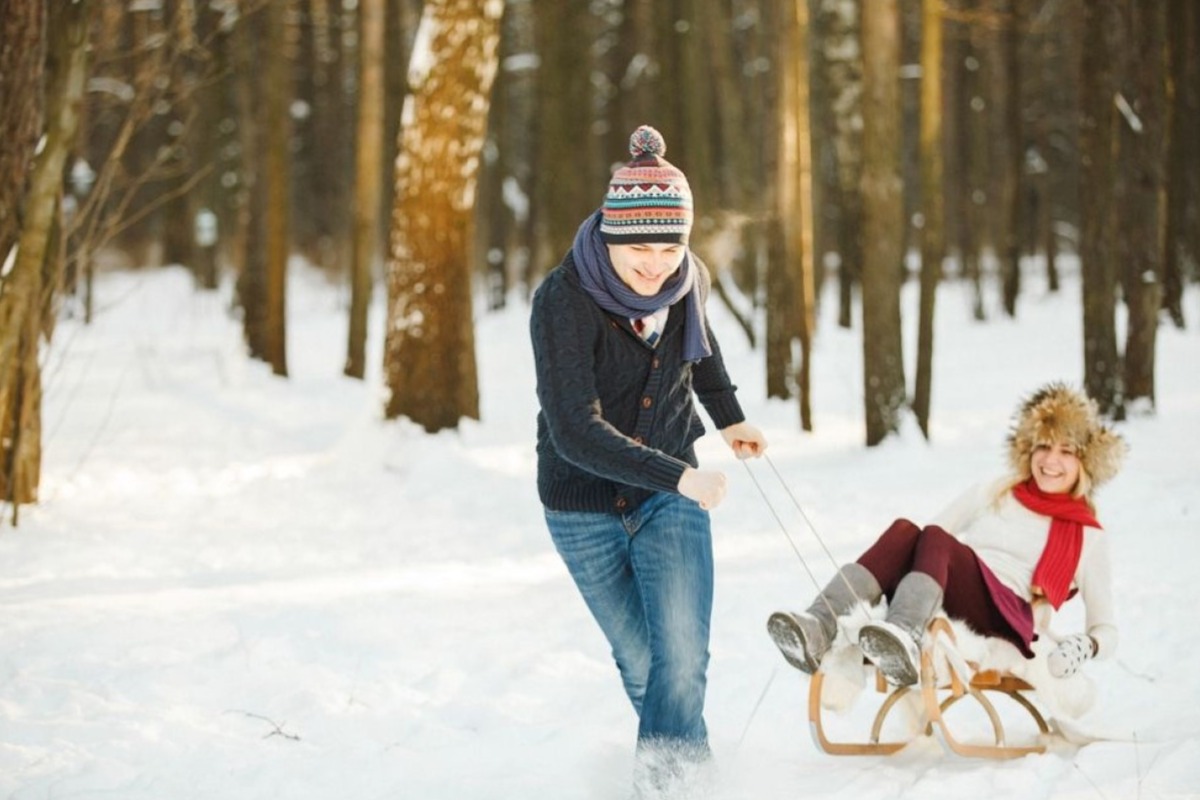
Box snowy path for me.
[2,266,1198,798]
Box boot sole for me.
[859,623,920,686]
[766,612,819,674]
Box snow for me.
[407,13,439,90]
[2,260,1199,799]
[1,243,17,279]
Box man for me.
[529,124,766,793]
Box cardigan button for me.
[652,357,660,369]
[641,396,653,409]
[615,497,628,510]
[633,436,644,445]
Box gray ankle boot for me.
[768,563,881,674]
[858,571,943,686]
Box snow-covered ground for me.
[1,260,1198,799]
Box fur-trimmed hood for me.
[1007,383,1127,494]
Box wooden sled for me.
[809,617,1051,759]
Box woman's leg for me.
[856,522,952,686]
[860,524,1018,685]
[858,521,999,616]
[767,562,881,673]
[767,519,919,676]
[855,518,923,596]
[910,525,1018,640]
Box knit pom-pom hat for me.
[1007,382,1127,494]
[600,125,694,245]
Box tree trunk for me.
[494,0,536,296]
[705,0,749,211]
[766,0,799,403]
[161,1,195,273]
[913,0,944,439]
[945,0,983,319]
[1118,1,1167,408]
[297,0,350,268]
[1079,1,1121,415]
[0,0,45,518]
[383,0,503,431]
[530,0,599,277]
[1021,3,1050,284]
[674,0,716,214]
[382,0,421,230]
[789,0,816,431]
[607,0,660,168]
[964,13,987,321]
[346,0,386,379]
[233,6,267,360]
[263,0,291,376]
[815,0,864,330]
[764,215,795,401]
[0,0,43,269]
[1037,0,1082,296]
[1163,0,1197,329]
[941,0,964,277]
[999,0,1023,317]
[0,0,89,516]
[808,0,840,307]
[188,4,224,291]
[860,0,907,446]
[1184,0,1200,308]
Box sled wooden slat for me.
[922,618,1049,759]
[808,671,909,756]
[806,618,1051,759]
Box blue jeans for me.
[544,492,713,750]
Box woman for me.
[768,383,1127,686]
[529,125,767,782]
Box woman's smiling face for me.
[1030,440,1082,495]
[606,243,686,296]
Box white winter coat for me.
[932,477,1117,659]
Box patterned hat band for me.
[601,126,694,245]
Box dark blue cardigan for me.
[530,251,746,514]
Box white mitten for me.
[1048,633,1095,678]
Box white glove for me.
[1047,633,1095,678]
[677,467,728,510]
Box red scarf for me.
[1012,478,1101,609]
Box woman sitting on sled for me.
[768,382,1127,687]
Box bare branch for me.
[225,710,302,742]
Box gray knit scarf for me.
[572,210,711,362]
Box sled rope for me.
[736,666,777,751]
[742,454,874,622]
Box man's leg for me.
[627,493,713,750]
[544,507,652,712]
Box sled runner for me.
[808,617,1051,759]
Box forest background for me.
[1,0,1198,519]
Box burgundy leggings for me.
[855,518,1027,650]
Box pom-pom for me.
[629,125,666,159]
